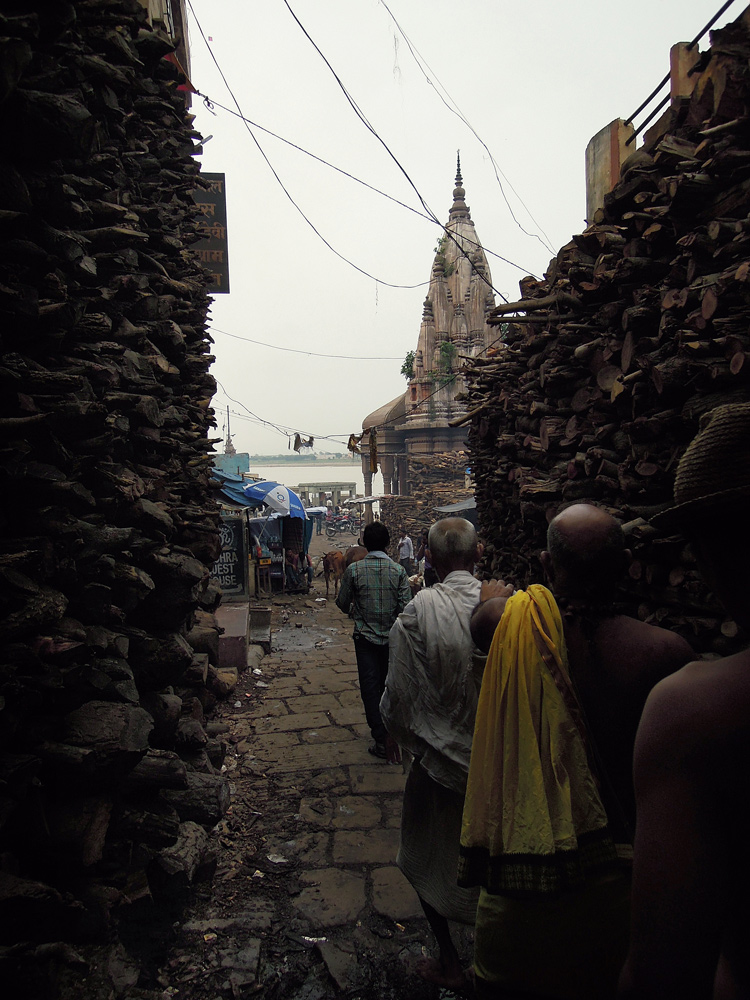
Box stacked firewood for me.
[0,0,227,981]
[465,14,750,655]
[381,451,472,540]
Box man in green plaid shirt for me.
[336,521,412,760]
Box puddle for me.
[272,623,340,653]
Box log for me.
[160,770,230,825]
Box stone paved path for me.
[157,576,473,1000]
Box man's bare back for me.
[564,613,694,841]
[619,648,750,998]
[619,402,750,997]
[472,504,694,842]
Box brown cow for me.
[345,545,367,567]
[322,550,346,597]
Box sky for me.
[184,0,742,457]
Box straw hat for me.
[651,402,750,531]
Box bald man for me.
[468,503,694,998]
[472,502,694,845]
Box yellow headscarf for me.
[458,585,616,896]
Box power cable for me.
[210,326,404,360]
[279,0,511,303]
[213,381,352,444]
[187,0,427,290]
[192,91,540,278]
[187,3,524,447]
[378,0,557,256]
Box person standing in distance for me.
[397,528,415,574]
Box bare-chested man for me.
[473,502,693,842]
[469,503,693,998]
[619,402,750,999]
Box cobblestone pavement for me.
[153,574,473,1000]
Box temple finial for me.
[450,153,468,220]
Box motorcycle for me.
[325,513,359,537]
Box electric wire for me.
[187,0,427,290]
[279,0,511,304]
[210,326,404,360]
[378,0,557,256]
[186,3,527,448]
[213,380,352,445]
[192,91,540,279]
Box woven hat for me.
[651,402,750,531]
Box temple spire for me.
[449,154,470,221]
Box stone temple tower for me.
[361,159,496,494]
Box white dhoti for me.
[397,758,479,924]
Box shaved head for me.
[545,503,626,601]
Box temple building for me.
[361,159,497,496]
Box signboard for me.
[194,172,230,293]
[211,512,247,598]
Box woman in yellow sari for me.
[460,585,629,999]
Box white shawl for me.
[382,571,485,794]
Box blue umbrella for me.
[242,480,308,519]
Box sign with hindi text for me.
[193,172,230,293]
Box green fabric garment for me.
[336,551,412,645]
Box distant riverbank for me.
[249,455,360,467]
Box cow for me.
[322,550,346,597]
[345,545,367,568]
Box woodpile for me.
[464,12,750,655]
[381,451,472,540]
[0,0,228,987]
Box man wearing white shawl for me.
[382,518,506,991]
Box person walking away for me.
[472,503,693,847]
[462,585,627,999]
[397,528,414,574]
[415,528,428,571]
[415,528,438,587]
[382,518,489,991]
[619,403,750,999]
[467,503,692,998]
[336,522,411,761]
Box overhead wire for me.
[187,2,533,447]
[210,326,404,360]
[186,0,427,289]
[213,380,352,445]
[279,0,512,304]
[191,91,540,278]
[378,0,557,256]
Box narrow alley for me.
[147,547,473,1000]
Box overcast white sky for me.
[185,0,741,457]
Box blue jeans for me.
[353,635,389,745]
